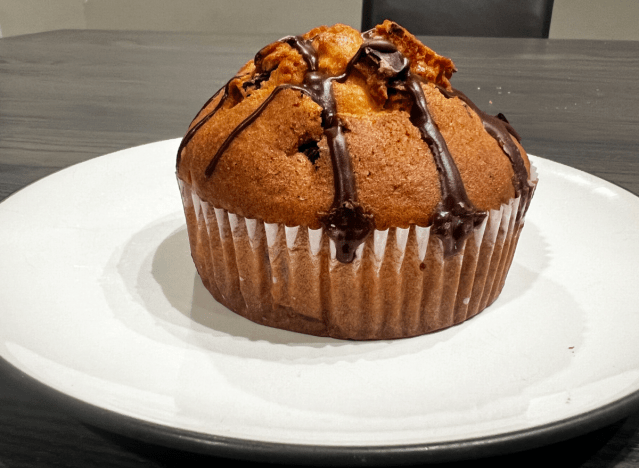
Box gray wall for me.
[549,0,639,40]
[0,0,362,38]
[0,0,637,40]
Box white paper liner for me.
[178,169,537,340]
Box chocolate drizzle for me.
[357,41,487,255]
[177,30,532,263]
[176,75,240,168]
[204,34,375,263]
[437,86,533,223]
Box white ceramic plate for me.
[2,139,639,463]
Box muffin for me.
[176,21,537,340]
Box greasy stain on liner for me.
[177,27,531,264]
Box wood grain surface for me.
[1,30,638,467]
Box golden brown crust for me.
[373,20,457,89]
[176,22,530,231]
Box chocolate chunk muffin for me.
[176,21,537,340]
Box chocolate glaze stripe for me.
[281,35,319,70]
[204,84,306,177]
[194,34,483,261]
[182,30,529,263]
[281,36,374,258]
[176,111,214,168]
[202,34,373,263]
[344,36,485,255]
[437,86,532,221]
[403,73,485,254]
[176,73,249,168]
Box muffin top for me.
[176,21,532,262]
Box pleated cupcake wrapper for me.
[178,166,537,340]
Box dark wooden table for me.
[1,29,638,467]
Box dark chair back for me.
[362,0,554,38]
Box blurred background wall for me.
[549,0,639,40]
[0,0,637,40]
[0,0,362,37]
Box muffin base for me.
[178,174,536,340]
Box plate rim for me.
[2,139,639,464]
[2,354,638,465]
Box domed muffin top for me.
[177,21,532,263]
